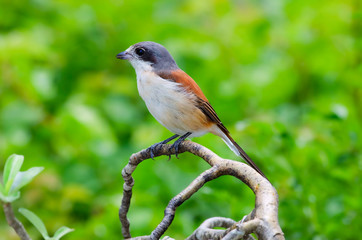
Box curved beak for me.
[116,51,131,60]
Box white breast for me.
[135,69,209,137]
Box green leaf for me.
[52,226,74,240]
[0,190,5,202]
[0,191,20,203]
[0,183,4,193]
[10,167,44,194]
[19,208,49,239]
[3,155,24,193]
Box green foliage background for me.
[0,0,361,239]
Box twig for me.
[119,168,134,238]
[222,219,260,240]
[151,166,222,239]
[2,202,31,240]
[186,217,236,240]
[119,141,284,240]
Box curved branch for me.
[186,217,236,240]
[151,166,222,239]
[2,202,31,240]
[120,141,284,240]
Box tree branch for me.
[2,202,31,240]
[120,141,284,240]
[186,217,236,240]
[151,166,222,239]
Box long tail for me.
[219,131,268,180]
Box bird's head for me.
[116,41,179,73]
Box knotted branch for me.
[2,202,30,240]
[120,141,284,240]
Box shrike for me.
[116,41,267,179]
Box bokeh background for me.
[1,0,361,239]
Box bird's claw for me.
[170,139,182,159]
[147,133,189,160]
[149,143,161,160]
[149,140,170,160]
[150,141,179,160]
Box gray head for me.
[116,41,179,73]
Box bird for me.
[116,41,267,179]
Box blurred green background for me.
[1,0,361,239]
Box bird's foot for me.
[169,141,181,159]
[169,132,192,159]
[149,142,161,160]
[148,134,179,160]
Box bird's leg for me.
[170,132,192,159]
[150,134,179,160]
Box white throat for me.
[129,58,153,76]
[125,46,154,76]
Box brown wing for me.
[157,69,229,134]
[157,69,209,102]
[197,99,229,135]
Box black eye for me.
[135,48,145,56]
